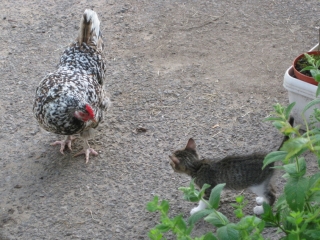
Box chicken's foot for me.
[51,135,76,154]
[74,139,98,163]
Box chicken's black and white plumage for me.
[33,9,110,163]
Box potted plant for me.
[283,44,320,130]
[293,50,320,86]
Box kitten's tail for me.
[277,116,294,150]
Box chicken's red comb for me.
[85,104,95,119]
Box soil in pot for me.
[293,51,320,86]
[295,53,320,77]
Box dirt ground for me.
[1,0,320,239]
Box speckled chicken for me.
[33,9,110,163]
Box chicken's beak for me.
[91,118,97,123]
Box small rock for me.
[8,209,14,214]
[113,91,122,96]
[17,206,23,214]
[135,127,147,133]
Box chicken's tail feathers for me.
[78,9,103,51]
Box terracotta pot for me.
[293,51,320,86]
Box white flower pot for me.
[283,44,320,130]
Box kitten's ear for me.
[186,138,196,150]
[169,155,180,164]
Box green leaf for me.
[179,179,203,202]
[155,223,171,233]
[172,215,187,232]
[308,191,320,203]
[283,158,306,177]
[273,103,285,114]
[216,224,239,240]
[257,220,266,232]
[178,237,188,240]
[288,211,304,225]
[204,211,229,227]
[304,53,315,65]
[285,177,309,211]
[271,165,285,170]
[302,128,320,136]
[263,151,287,169]
[301,66,315,71]
[160,200,169,214]
[283,164,296,175]
[309,172,320,188]
[302,98,320,114]
[309,133,320,145]
[272,120,286,130]
[181,179,196,192]
[264,116,284,122]
[235,195,244,203]
[235,216,261,230]
[233,208,244,218]
[284,102,296,119]
[310,69,320,81]
[202,232,218,240]
[148,228,163,240]
[275,193,286,209]
[286,232,300,240]
[304,230,320,239]
[188,209,213,225]
[185,225,194,235]
[286,216,297,225]
[147,196,159,212]
[199,183,211,199]
[260,202,275,222]
[281,138,309,160]
[297,158,307,176]
[308,172,320,202]
[208,183,226,209]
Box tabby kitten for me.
[169,118,292,215]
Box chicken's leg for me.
[74,129,98,163]
[74,140,98,163]
[51,135,75,154]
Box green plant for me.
[146,101,320,239]
[147,181,265,240]
[301,53,320,81]
[262,102,320,239]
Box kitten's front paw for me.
[190,200,207,215]
[190,207,200,215]
[256,197,264,205]
[253,205,264,215]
